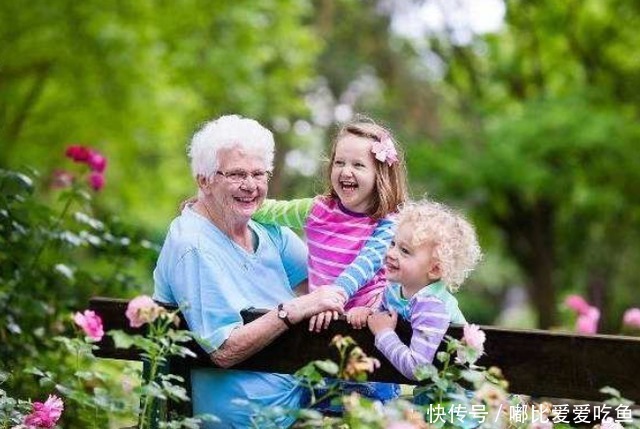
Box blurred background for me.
[2,0,639,332]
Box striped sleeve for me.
[374,296,450,380]
[333,217,395,297]
[252,198,313,231]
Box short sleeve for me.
[276,226,308,289]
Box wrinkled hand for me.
[288,286,346,325]
[367,310,397,335]
[346,306,372,329]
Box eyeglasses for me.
[215,169,272,184]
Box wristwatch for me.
[277,303,293,328]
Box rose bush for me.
[0,146,158,427]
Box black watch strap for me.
[277,303,293,328]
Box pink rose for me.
[24,395,64,428]
[65,145,91,163]
[87,150,107,173]
[564,294,591,315]
[126,295,163,328]
[463,324,486,351]
[88,171,105,191]
[576,306,600,334]
[623,308,640,329]
[73,310,104,341]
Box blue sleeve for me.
[169,249,242,353]
[333,217,395,297]
[276,226,309,290]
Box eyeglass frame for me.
[215,169,272,184]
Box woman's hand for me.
[287,286,346,325]
[367,310,397,335]
[346,306,372,329]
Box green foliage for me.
[3,301,213,428]
[0,165,158,426]
[0,0,320,229]
[283,334,555,429]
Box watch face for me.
[278,309,287,319]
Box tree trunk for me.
[495,195,557,329]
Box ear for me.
[196,174,212,194]
[427,261,442,281]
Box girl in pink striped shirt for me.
[254,117,409,331]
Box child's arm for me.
[333,217,395,298]
[370,296,450,380]
[253,198,314,230]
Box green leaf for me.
[314,360,339,375]
[108,330,137,349]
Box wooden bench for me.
[89,297,640,424]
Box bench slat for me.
[89,297,640,402]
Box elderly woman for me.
[153,115,346,428]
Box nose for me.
[386,245,398,259]
[340,165,354,178]
[239,176,259,191]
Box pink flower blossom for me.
[456,324,486,365]
[65,145,91,163]
[600,417,624,429]
[87,150,107,173]
[564,294,591,315]
[73,310,104,341]
[576,306,600,334]
[623,308,640,329]
[23,395,64,428]
[125,295,164,328]
[463,324,486,351]
[370,134,398,166]
[88,171,105,191]
[50,170,74,189]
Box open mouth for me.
[385,259,399,272]
[234,196,257,205]
[340,181,358,191]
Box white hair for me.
[398,199,482,292]
[187,115,275,178]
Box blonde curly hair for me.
[398,200,482,292]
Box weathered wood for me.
[89,297,640,404]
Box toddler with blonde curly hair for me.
[356,199,482,380]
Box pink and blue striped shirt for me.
[254,196,395,309]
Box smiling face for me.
[330,135,377,214]
[385,222,441,296]
[201,147,268,225]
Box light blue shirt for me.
[153,207,308,428]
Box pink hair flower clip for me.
[371,133,398,166]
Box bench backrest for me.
[89,297,640,407]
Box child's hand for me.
[309,310,339,332]
[367,310,398,335]
[346,307,372,329]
